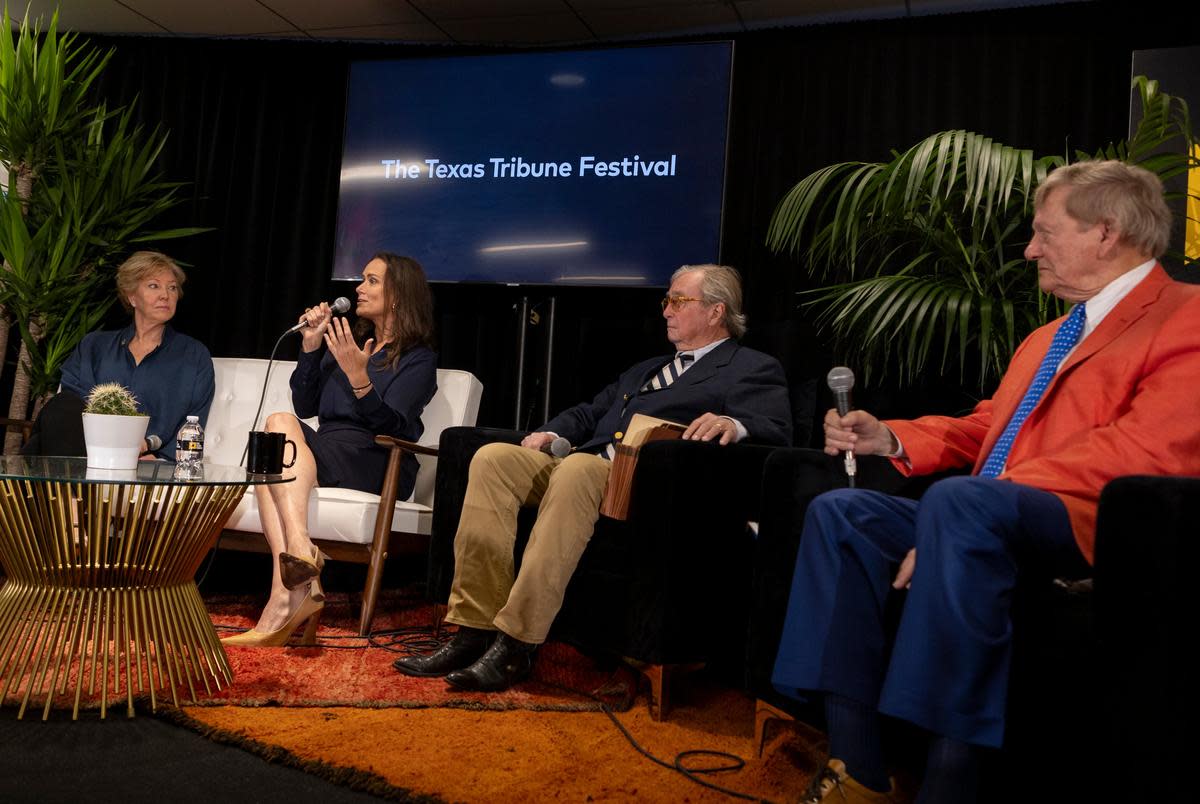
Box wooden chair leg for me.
[644,664,668,721]
[359,441,406,637]
[632,661,704,721]
[358,533,390,636]
[754,699,796,757]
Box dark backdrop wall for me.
[67,0,1194,444]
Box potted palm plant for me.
[766,76,1197,390]
[81,383,148,469]
[0,6,207,455]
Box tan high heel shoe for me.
[221,583,324,647]
[279,544,325,590]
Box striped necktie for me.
[603,352,695,459]
[641,351,695,392]
[979,303,1087,478]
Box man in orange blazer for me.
[771,160,1200,804]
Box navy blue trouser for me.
[771,476,1090,747]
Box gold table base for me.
[0,477,247,719]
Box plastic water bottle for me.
[174,416,204,479]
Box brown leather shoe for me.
[801,759,898,803]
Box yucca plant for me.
[767,76,1197,390]
[83,383,142,417]
[0,5,208,454]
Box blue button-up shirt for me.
[60,325,215,460]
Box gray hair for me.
[1034,160,1172,258]
[671,264,748,339]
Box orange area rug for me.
[208,592,635,711]
[0,592,634,715]
[177,680,825,802]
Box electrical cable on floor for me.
[367,628,443,653]
[544,679,782,804]
[211,616,445,652]
[208,616,786,801]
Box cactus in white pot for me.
[84,384,142,416]
[81,384,150,469]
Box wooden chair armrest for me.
[374,435,439,457]
[1,416,34,442]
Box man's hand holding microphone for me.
[823,366,912,590]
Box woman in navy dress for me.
[223,253,437,646]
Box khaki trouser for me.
[445,442,612,644]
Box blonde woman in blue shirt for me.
[45,251,215,459]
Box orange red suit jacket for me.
[886,265,1200,564]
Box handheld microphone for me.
[539,436,573,458]
[287,297,351,334]
[826,366,857,487]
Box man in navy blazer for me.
[395,264,792,690]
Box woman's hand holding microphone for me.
[297,303,333,352]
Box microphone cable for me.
[239,329,292,468]
[207,330,291,592]
[240,298,352,466]
[208,304,347,589]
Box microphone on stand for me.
[826,366,857,487]
[286,297,351,334]
[539,436,573,458]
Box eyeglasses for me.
[661,295,703,312]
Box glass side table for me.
[0,457,292,719]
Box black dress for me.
[290,345,437,499]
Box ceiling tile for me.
[261,0,425,29]
[13,0,1075,44]
[411,0,569,21]
[16,0,170,34]
[568,1,714,8]
[122,0,298,36]
[736,0,903,24]
[439,13,595,44]
[581,3,740,38]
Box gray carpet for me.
[0,709,392,803]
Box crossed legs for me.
[248,411,321,633]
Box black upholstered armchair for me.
[427,425,782,718]
[1092,475,1194,804]
[747,449,1190,802]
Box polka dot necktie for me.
[602,352,695,459]
[979,303,1087,478]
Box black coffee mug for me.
[246,431,297,474]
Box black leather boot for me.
[445,633,536,691]
[392,626,494,677]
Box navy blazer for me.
[540,339,792,452]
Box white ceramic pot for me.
[81,412,150,470]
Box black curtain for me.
[72,0,1194,440]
